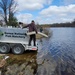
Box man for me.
[19,22,23,28]
[23,20,37,46]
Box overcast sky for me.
[15,0,75,24]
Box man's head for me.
[31,20,35,24]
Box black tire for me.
[0,43,10,54]
[12,44,25,54]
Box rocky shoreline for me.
[0,52,57,75]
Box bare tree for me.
[8,0,17,23]
[0,0,8,24]
[0,0,17,25]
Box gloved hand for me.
[25,33,27,36]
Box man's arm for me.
[22,24,29,28]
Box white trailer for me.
[0,27,38,54]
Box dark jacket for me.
[23,23,37,33]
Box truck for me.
[0,27,38,54]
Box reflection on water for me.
[37,28,75,75]
[47,28,75,75]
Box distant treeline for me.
[50,22,75,27]
[39,19,75,27]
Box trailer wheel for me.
[12,44,25,54]
[0,43,10,54]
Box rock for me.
[36,53,57,75]
[0,59,6,68]
[5,62,35,75]
[24,65,34,75]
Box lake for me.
[39,27,75,75]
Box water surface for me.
[37,27,75,75]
